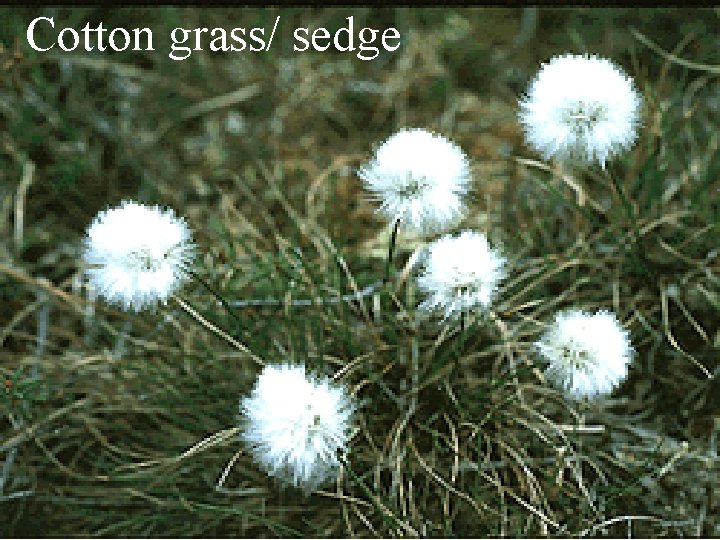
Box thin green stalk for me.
[383,219,400,286]
[605,168,635,222]
[186,269,244,329]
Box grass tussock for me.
[1,7,719,538]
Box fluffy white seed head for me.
[417,231,506,318]
[536,310,634,399]
[240,364,355,491]
[519,54,642,167]
[359,128,471,233]
[83,201,195,311]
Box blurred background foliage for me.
[1,7,719,537]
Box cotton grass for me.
[519,54,642,167]
[359,128,472,233]
[239,364,355,491]
[536,309,634,399]
[83,200,195,311]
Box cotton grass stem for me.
[383,218,400,286]
[186,269,244,328]
[172,294,263,365]
[605,168,635,222]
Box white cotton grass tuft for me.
[536,309,634,400]
[83,200,196,311]
[359,128,471,233]
[240,364,355,491]
[519,54,642,167]
[417,230,506,319]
